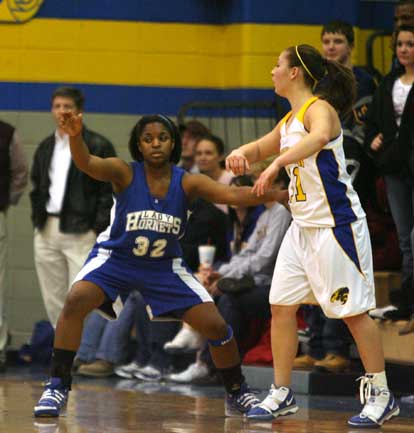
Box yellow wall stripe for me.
[0,19,391,88]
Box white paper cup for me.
[198,245,216,266]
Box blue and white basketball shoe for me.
[348,375,399,428]
[246,385,299,421]
[225,382,261,417]
[34,378,69,417]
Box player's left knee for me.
[208,324,233,347]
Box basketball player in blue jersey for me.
[33,113,287,419]
[226,44,399,428]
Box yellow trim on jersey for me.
[280,111,292,126]
[296,96,319,123]
[280,97,319,130]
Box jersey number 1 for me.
[133,236,167,257]
[292,166,307,202]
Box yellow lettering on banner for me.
[0,0,44,23]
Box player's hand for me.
[57,111,83,137]
[253,159,280,196]
[370,133,383,151]
[226,149,250,175]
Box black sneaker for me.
[383,307,411,321]
[217,275,255,294]
[225,382,261,417]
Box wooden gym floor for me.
[0,367,413,433]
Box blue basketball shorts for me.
[73,248,213,318]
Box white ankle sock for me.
[366,371,388,389]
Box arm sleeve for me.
[9,130,28,205]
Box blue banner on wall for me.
[37,0,394,30]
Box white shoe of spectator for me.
[163,326,204,353]
[369,305,398,319]
[401,394,414,404]
[134,365,162,382]
[114,361,143,379]
[167,362,209,383]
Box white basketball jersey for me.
[280,97,365,227]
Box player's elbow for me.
[73,156,92,175]
[317,132,331,147]
[73,158,88,173]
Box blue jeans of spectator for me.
[199,285,271,369]
[140,320,179,372]
[385,174,414,307]
[303,306,351,359]
[131,294,179,371]
[77,291,148,365]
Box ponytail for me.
[286,44,356,116]
[319,59,356,116]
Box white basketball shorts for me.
[269,218,376,318]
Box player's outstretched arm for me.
[183,172,288,207]
[226,122,282,175]
[58,111,132,191]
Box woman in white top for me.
[226,43,399,428]
[365,26,414,321]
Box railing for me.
[177,97,287,150]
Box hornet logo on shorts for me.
[330,287,349,305]
[0,0,44,23]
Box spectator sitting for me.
[177,120,209,173]
[73,295,134,377]
[166,159,291,384]
[180,197,229,273]
[227,175,265,256]
[76,291,180,380]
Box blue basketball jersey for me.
[95,162,188,261]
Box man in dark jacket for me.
[30,87,116,327]
[0,120,28,370]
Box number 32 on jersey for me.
[133,236,167,257]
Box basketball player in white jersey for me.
[226,44,399,428]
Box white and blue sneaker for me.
[225,382,261,417]
[34,378,69,417]
[246,385,298,421]
[348,375,399,428]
